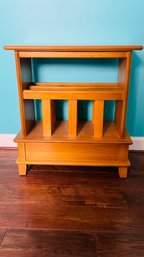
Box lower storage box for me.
[25,142,129,166]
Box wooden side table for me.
[4,45,143,178]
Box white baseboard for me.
[0,134,144,150]
[0,134,17,147]
[129,137,144,151]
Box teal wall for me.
[0,0,144,135]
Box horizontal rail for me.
[18,51,128,58]
[29,82,121,91]
[23,88,124,100]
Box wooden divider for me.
[42,99,105,138]
[42,100,55,136]
[93,100,104,138]
[68,100,77,136]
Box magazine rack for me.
[4,45,143,178]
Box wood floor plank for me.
[129,151,144,172]
[0,206,141,233]
[0,229,96,257]
[0,184,128,208]
[122,191,144,208]
[97,232,144,257]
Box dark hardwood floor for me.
[0,149,144,256]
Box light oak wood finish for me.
[29,82,120,90]
[17,143,27,175]
[4,45,143,178]
[18,164,27,176]
[24,142,130,167]
[42,100,55,136]
[68,100,77,136]
[93,100,104,138]
[115,52,132,137]
[14,121,132,144]
[18,51,128,59]
[23,87,124,100]
[15,52,35,137]
[118,167,128,178]
[4,45,143,51]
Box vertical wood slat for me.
[93,100,104,138]
[115,52,132,137]
[68,100,77,136]
[42,100,56,136]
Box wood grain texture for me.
[68,100,77,136]
[15,53,35,137]
[18,51,128,58]
[0,149,144,256]
[17,143,27,175]
[93,100,104,138]
[23,87,124,100]
[115,52,132,137]
[14,121,132,144]
[24,142,129,166]
[96,232,144,257]
[13,120,132,174]
[4,45,143,51]
[29,82,119,90]
[0,229,96,257]
[42,100,56,136]
[5,46,140,178]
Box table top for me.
[4,45,143,52]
